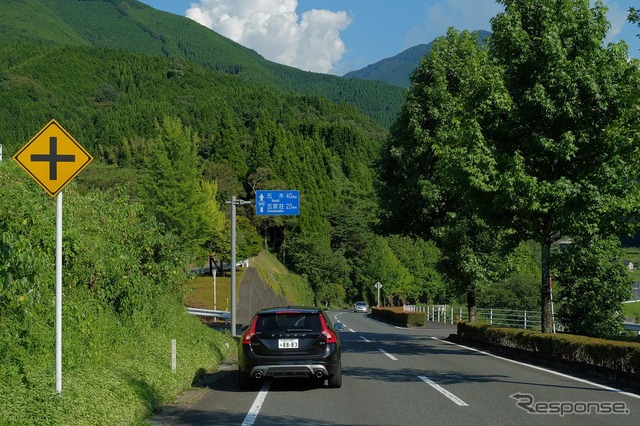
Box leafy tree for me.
[487,0,640,332]
[353,235,413,305]
[435,214,515,321]
[141,116,225,258]
[387,235,445,304]
[384,1,640,332]
[553,236,631,336]
[478,241,540,311]
[284,235,351,295]
[380,27,514,317]
[316,283,347,308]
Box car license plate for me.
[278,338,299,349]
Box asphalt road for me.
[149,311,640,425]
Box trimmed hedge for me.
[457,322,640,375]
[371,307,426,327]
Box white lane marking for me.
[241,380,270,426]
[432,337,640,400]
[359,336,371,343]
[418,375,469,406]
[349,328,356,333]
[379,348,398,360]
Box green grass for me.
[0,295,235,426]
[623,301,640,322]
[184,251,315,309]
[250,251,315,306]
[184,271,239,311]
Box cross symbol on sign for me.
[30,137,76,180]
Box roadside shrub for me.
[371,307,426,327]
[457,322,640,375]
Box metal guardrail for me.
[475,308,542,330]
[623,322,640,332]
[186,307,231,320]
[406,305,640,333]
[406,305,542,330]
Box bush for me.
[371,307,426,327]
[457,322,640,375]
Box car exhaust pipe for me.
[315,370,324,379]
[253,371,263,379]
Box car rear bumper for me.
[239,345,341,379]
[249,364,333,379]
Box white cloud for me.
[599,1,627,43]
[185,0,351,73]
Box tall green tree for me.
[353,235,413,305]
[553,236,631,336]
[380,27,514,317]
[387,235,444,304]
[384,1,640,333]
[487,0,640,332]
[142,117,225,258]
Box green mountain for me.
[344,30,492,87]
[0,0,403,127]
[0,0,390,256]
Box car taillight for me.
[242,315,258,345]
[319,314,337,344]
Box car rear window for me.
[255,313,322,333]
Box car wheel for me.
[328,368,342,388]
[238,369,252,391]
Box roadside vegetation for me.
[0,162,234,425]
[624,302,640,323]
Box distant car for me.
[238,306,344,390]
[354,301,369,313]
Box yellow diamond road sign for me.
[13,119,93,198]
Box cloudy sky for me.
[140,0,640,75]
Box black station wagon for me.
[238,306,344,390]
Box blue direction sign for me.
[256,190,299,216]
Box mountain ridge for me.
[344,30,492,87]
[0,0,404,127]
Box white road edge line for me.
[379,348,398,360]
[432,337,640,400]
[359,336,371,343]
[241,380,270,426]
[418,375,469,406]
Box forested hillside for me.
[0,2,412,422]
[0,0,404,127]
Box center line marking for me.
[418,375,469,406]
[241,380,270,426]
[379,348,398,360]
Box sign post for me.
[226,190,299,336]
[226,196,253,336]
[12,119,93,395]
[375,281,383,307]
